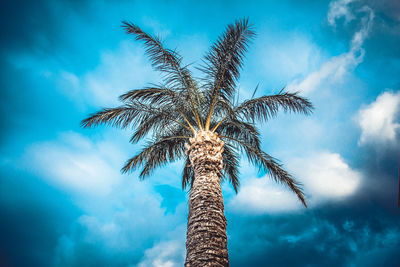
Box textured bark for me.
[185,131,229,267]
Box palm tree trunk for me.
[185,131,229,267]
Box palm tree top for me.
[81,18,313,207]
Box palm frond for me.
[121,21,182,76]
[220,135,307,207]
[222,144,240,193]
[216,119,260,150]
[202,17,256,129]
[182,156,194,190]
[120,85,192,115]
[121,21,203,128]
[119,86,172,104]
[201,18,255,100]
[121,136,188,178]
[81,105,139,128]
[236,91,313,123]
[252,150,307,207]
[129,112,167,143]
[212,91,313,131]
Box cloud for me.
[357,91,400,145]
[54,186,187,267]
[230,152,361,213]
[288,152,361,203]
[257,33,322,85]
[229,177,303,213]
[228,205,400,267]
[0,169,79,267]
[29,131,190,267]
[25,131,125,195]
[287,1,374,94]
[138,240,184,267]
[327,0,356,26]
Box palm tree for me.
[82,18,313,267]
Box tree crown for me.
[81,18,313,207]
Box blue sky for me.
[1,0,400,266]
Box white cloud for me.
[287,1,374,94]
[229,177,303,213]
[327,0,356,26]
[55,190,187,266]
[357,91,400,144]
[286,52,357,94]
[25,131,125,195]
[230,152,361,213]
[137,240,184,267]
[49,142,188,266]
[289,152,361,202]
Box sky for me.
[0,0,399,266]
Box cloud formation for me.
[26,131,124,195]
[289,152,361,203]
[327,0,356,26]
[357,91,400,145]
[229,176,303,213]
[287,0,374,94]
[138,239,184,267]
[230,152,361,213]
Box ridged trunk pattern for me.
[185,131,229,266]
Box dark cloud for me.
[226,136,400,267]
[368,0,400,23]
[0,55,84,147]
[0,0,91,55]
[0,169,80,267]
[228,203,399,267]
[353,142,399,211]
[355,0,400,89]
[0,0,89,145]
[54,235,144,267]
[0,1,85,266]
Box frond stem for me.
[135,104,194,133]
[162,89,198,133]
[169,62,203,130]
[205,68,228,130]
[211,104,239,132]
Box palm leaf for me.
[222,144,240,193]
[221,135,307,207]
[212,91,314,131]
[81,105,139,128]
[202,17,256,129]
[236,91,313,122]
[182,156,194,190]
[122,21,202,128]
[121,136,188,178]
